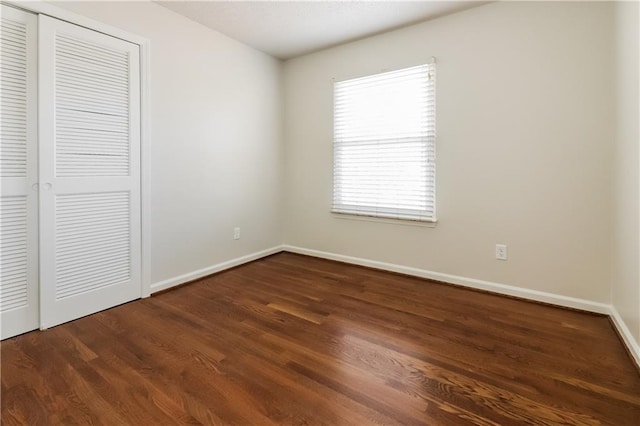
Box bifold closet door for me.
[38,16,141,329]
[0,5,39,339]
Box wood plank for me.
[2,252,639,425]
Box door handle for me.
[41,182,52,191]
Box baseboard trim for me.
[608,306,640,369]
[282,245,611,314]
[150,245,285,293]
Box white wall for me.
[51,1,284,286]
[283,1,615,303]
[612,0,640,347]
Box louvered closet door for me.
[39,16,141,328]
[0,5,39,339]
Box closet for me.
[1,4,142,339]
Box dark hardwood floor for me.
[2,252,639,425]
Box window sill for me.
[331,212,438,228]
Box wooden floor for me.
[2,252,639,425]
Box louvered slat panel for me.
[0,197,28,311]
[1,17,27,178]
[55,192,131,300]
[55,32,130,178]
[39,14,141,330]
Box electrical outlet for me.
[495,244,507,260]
[234,227,240,240]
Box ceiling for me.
[156,1,485,60]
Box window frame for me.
[331,61,437,223]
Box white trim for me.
[150,246,285,293]
[282,245,611,314]
[5,1,148,45]
[7,0,153,299]
[608,306,640,368]
[140,39,152,298]
[333,212,437,228]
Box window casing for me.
[332,62,436,222]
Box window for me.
[332,62,436,222]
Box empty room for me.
[1,0,639,424]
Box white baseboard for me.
[608,306,640,368]
[283,245,611,314]
[150,245,285,293]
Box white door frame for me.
[5,0,152,300]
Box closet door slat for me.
[0,5,39,340]
[1,14,27,178]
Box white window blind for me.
[332,62,436,222]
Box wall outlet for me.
[234,227,240,240]
[495,244,507,260]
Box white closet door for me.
[0,5,39,339]
[38,16,141,329]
